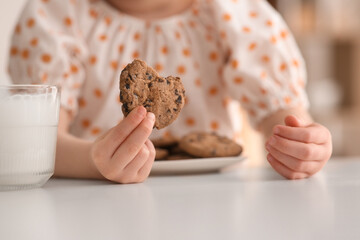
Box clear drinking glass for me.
[0,85,60,190]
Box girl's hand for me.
[90,106,156,184]
[265,115,332,180]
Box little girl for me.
[8,0,332,183]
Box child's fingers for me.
[267,154,309,180]
[273,124,329,144]
[123,144,150,175]
[101,106,147,155]
[111,112,155,167]
[137,139,156,179]
[267,135,325,161]
[266,143,321,174]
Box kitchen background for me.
[1,0,359,165]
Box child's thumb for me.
[284,115,302,127]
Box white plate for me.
[150,156,246,175]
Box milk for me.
[0,86,60,190]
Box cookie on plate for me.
[152,134,179,148]
[155,148,169,160]
[119,59,185,129]
[179,132,243,158]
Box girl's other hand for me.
[265,115,332,180]
[90,106,155,183]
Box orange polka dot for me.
[194,78,201,87]
[134,32,141,41]
[10,47,18,56]
[183,48,191,57]
[280,30,288,39]
[206,34,213,42]
[233,77,243,84]
[64,17,72,26]
[161,46,168,55]
[118,44,124,53]
[155,26,162,33]
[241,95,249,103]
[192,8,199,16]
[231,59,238,69]
[209,86,218,96]
[82,119,90,128]
[209,51,218,61]
[298,78,305,88]
[155,63,163,72]
[262,55,270,63]
[243,26,251,33]
[260,87,267,95]
[71,64,79,74]
[118,25,125,31]
[72,83,81,89]
[284,96,292,105]
[249,42,257,51]
[223,13,231,21]
[250,11,258,18]
[27,18,35,28]
[210,121,219,130]
[89,9,98,18]
[78,97,86,108]
[189,20,196,28]
[70,0,76,5]
[38,9,46,17]
[21,49,30,59]
[258,101,267,109]
[293,59,299,68]
[15,24,21,34]
[280,63,287,71]
[41,73,48,83]
[89,55,97,65]
[41,54,52,63]
[270,36,277,44]
[186,117,195,127]
[99,34,107,41]
[266,20,273,27]
[41,0,49,3]
[222,97,231,107]
[104,16,112,26]
[249,109,257,117]
[220,31,227,39]
[177,65,186,75]
[67,97,73,106]
[132,51,139,59]
[63,72,69,79]
[261,71,267,79]
[175,31,181,39]
[30,38,38,47]
[94,88,102,98]
[91,127,101,135]
[290,84,299,96]
[110,60,118,70]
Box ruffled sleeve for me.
[8,0,88,116]
[212,0,309,127]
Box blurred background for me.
[0,0,359,164]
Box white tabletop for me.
[1,157,360,240]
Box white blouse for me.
[8,0,308,142]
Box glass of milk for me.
[0,85,60,190]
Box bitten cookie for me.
[179,132,243,158]
[119,59,185,129]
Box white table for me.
[1,157,360,240]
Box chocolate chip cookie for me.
[179,132,243,158]
[155,148,169,160]
[119,59,185,129]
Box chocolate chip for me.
[167,109,171,113]
[175,95,182,104]
[148,83,153,88]
[157,78,164,83]
[120,92,124,101]
[144,104,151,108]
[125,83,130,89]
[173,108,177,111]
[175,89,179,95]
[166,80,170,85]
[123,103,129,113]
